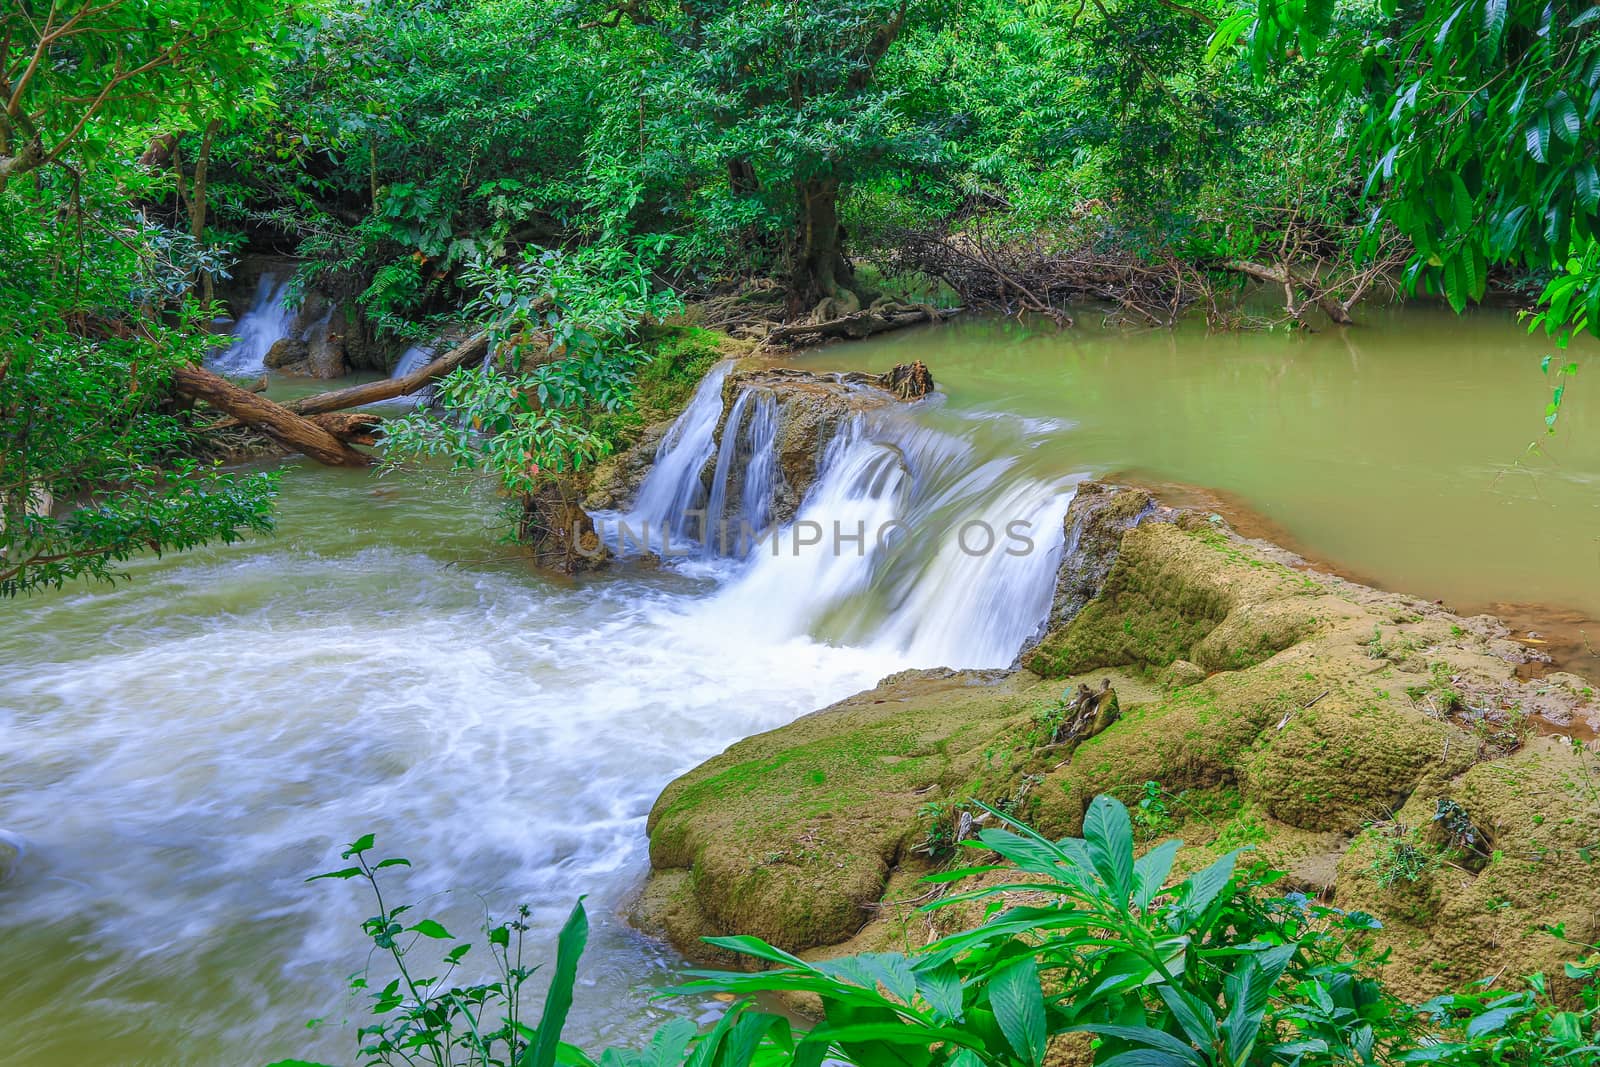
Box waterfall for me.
[209,273,293,376]
[384,344,438,407]
[625,362,732,549]
[615,364,1078,669]
[391,345,435,378]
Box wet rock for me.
[584,422,670,511]
[1017,482,1170,665]
[713,365,908,526]
[0,836,18,884]
[263,338,309,369]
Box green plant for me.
[1133,780,1179,841]
[298,796,1600,1067]
[294,834,545,1067]
[1369,823,1441,889]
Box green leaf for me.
[913,961,965,1023]
[346,833,377,854]
[1444,253,1469,314]
[1133,839,1181,910]
[1064,1024,1202,1065]
[1083,795,1136,904]
[409,919,453,939]
[1549,92,1581,145]
[1464,1005,1521,1037]
[1526,114,1550,162]
[1176,849,1242,921]
[1577,163,1600,213]
[1481,0,1507,49]
[989,957,1046,1067]
[1158,985,1218,1048]
[520,900,590,1067]
[306,867,363,882]
[1095,1052,1195,1067]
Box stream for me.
[3,308,1598,1065]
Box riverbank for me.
[632,480,1600,1003]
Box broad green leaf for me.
[1083,795,1136,904]
[1133,839,1181,910]
[989,957,1046,1067]
[913,960,965,1022]
[520,900,590,1067]
[409,919,453,939]
[1157,985,1218,1048]
[1065,1025,1202,1063]
[1095,1052,1195,1067]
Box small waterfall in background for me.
[385,344,438,406]
[616,362,1079,669]
[208,272,293,377]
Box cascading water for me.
[0,357,1080,1066]
[613,363,1079,668]
[626,362,731,550]
[382,343,438,407]
[391,344,435,378]
[208,272,293,376]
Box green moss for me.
[1023,524,1317,678]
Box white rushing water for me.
[209,272,294,377]
[620,365,1079,667]
[0,366,1079,1066]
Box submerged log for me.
[172,365,373,468]
[285,332,489,416]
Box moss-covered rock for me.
[643,669,1052,955]
[1332,739,1600,1002]
[1022,522,1319,678]
[635,484,1600,1000]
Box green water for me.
[797,307,1600,652]
[5,305,1599,1065]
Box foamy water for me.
[0,370,1079,1065]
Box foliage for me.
[379,244,683,498]
[0,0,292,596]
[1227,0,1600,333]
[293,835,545,1067]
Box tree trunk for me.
[172,365,373,467]
[728,158,759,196]
[792,178,857,316]
[189,118,221,305]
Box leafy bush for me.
[289,795,1595,1067]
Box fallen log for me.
[310,412,385,446]
[765,303,960,346]
[172,365,374,468]
[285,332,489,416]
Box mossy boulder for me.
[643,669,1050,955]
[635,484,1600,1000]
[1022,521,1319,678]
[1332,739,1600,1003]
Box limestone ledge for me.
[632,483,1600,1002]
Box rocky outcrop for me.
[586,360,937,524]
[633,482,1600,998]
[711,366,917,526]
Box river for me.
[1,307,1596,1065]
